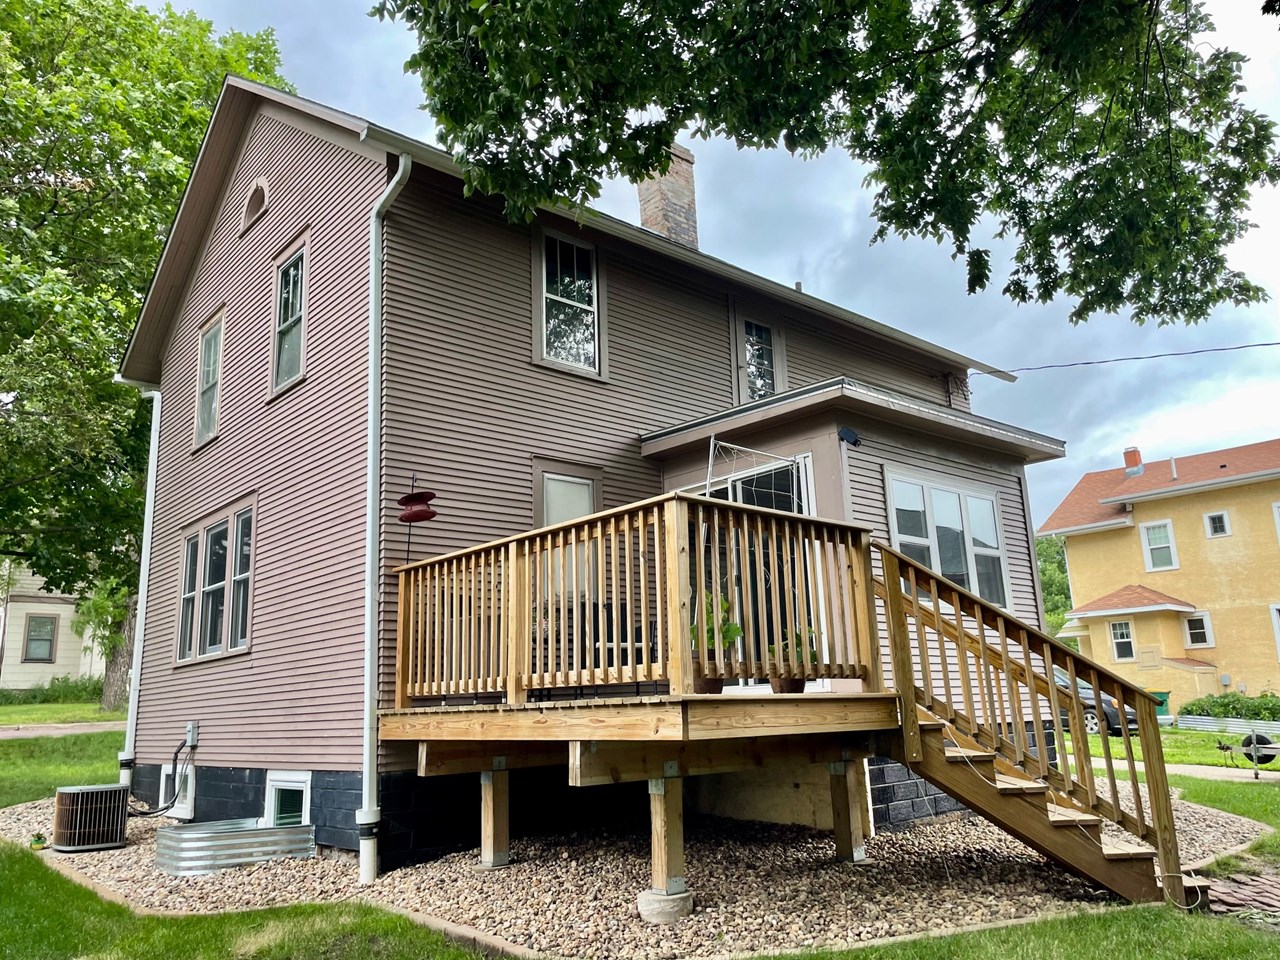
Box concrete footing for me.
[637,888,693,924]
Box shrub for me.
[1179,691,1280,722]
[0,675,104,706]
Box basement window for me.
[264,771,311,827]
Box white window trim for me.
[884,467,1015,612]
[1273,503,1280,548]
[1183,611,1215,649]
[1202,511,1231,539]
[160,763,195,820]
[270,231,309,396]
[731,306,788,405]
[175,494,257,665]
[194,311,224,449]
[1109,619,1136,662]
[1139,519,1179,572]
[534,228,608,380]
[263,770,312,827]
[1271,603,1280,663]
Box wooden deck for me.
[381,493,1194,918]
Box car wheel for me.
[1083,711,1101,736]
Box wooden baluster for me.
[708,508,724,683]
[531,537,543,688]
[1115,685,1144,834]
[592,520,605,687]
[851,530,880,690]
[559,528,570,687]
[794,522,814,683]
[1091,667,1119,815]
[465,555,476,692]
[396,571,412,708]
[1137,695,1183,905]
[692,505,708,687]
[819,533,841,680]
[881,551,922,762]
[767,518,785,682]
[638,510,652,682]
[949,588,978,737]
[663,498,693,694]
[997,618,1026,764]
[1018,627,1049,780]
[1066,657,1096,807]
[838,532,861,681]
[973,606,999,747]
[927,580,953,719]
[623,512,637,685]
[430,566,441,697]
[1041,639,1072,796]
[653,506,668,683]
[907,568,931,708]
[609,516,621,685]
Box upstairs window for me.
[1110,620,1135,661]
[1184,614,1214,648]
[177,501,254,662]
[196,316,223,444]
[743,321,777,399]
[274,248,306,390]
[23,615,56,663]
[540,233,600,374]
[888,475,1008,608]
[1203,511,1230,538]
[1140,520,1178,571]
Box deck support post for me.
[479,764,510,869]
[829,758,870,862]
[638,776,692,923]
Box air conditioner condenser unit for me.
[52,783,129,852]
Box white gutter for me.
[112,375,162,786]
[1037,517,1134,537]
[1097,467,1280,505]
[357,150,413,886]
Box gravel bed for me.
[1097,780,1267,867]
[1,783,1268,959]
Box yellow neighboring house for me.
[1040,438,1280,714]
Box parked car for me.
[1053,666,1138,737]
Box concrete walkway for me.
[0,721,125,740]
[1095,759,1280,783]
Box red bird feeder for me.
[398,490,438,524]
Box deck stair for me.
[876,544,1201,908]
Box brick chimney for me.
[638,145,698,249]
[1123,447,1144,477]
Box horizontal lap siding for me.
[136,110,384,770]
[378,175,739,725]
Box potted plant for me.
[29,832,47,851]
[692,591,742,694]
[767,627,817,694]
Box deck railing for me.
[876,545,1182,902]
[394,493,879,706]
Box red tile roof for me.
[1163,657,1216,669]
[1069,584,1197,617]
[1040,437,1280,534]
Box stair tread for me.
[1047,805,1103,827]
[1102,839,1157,860]
[945,747,995,762]
[995,773,1048,793]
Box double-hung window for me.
[541,233,600,374]
[1184,613,1214,649]
[196,316,223,444]
[743,321,777,400]
[23,615,56,662]
[274,248,305,389]
[177,501,254,662]
[888,475,1009,608]
[1140,520,1178,571]
[1110,621,1135,661]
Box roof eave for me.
[1098,467,1280,505]
[1069,603,1197,618]
[1037,517,1133,537]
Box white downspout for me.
[113,377,162,787]
[358,151,413,885]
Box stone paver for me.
[1210,874,1280,917]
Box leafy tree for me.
[375,0,1279,325]
[0,0,288,706]
[1036,535,1072,638]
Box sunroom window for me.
[889,476,1008,608]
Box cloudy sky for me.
[169,1,1278,525]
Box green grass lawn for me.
[1168,774,1280,876]
[0,731,123,809]
[0,703,127,726]
[1065,726,1246,768]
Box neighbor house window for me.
[888,475,1009,608]
[264,771,311,827]
[1140,520,1178,571]
[177,500,254,662]
[1272,604,1280,662]
[1203,512,1230,538]
[274,247,305,389]
[1184,613,1214,649]
[22,615,56,663]
[1110,620,1135,661]
[540,233,599,373]
[196,315,223,444]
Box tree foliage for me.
[375,0,1279,325]
[0,0,288,600]
[1036,535,1071,637]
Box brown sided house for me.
[116,77,1194,915]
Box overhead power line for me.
[973,340,1280,376]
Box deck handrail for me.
[875,543,1182,903]
[394,497,878,707]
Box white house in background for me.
[0,563,102,690]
